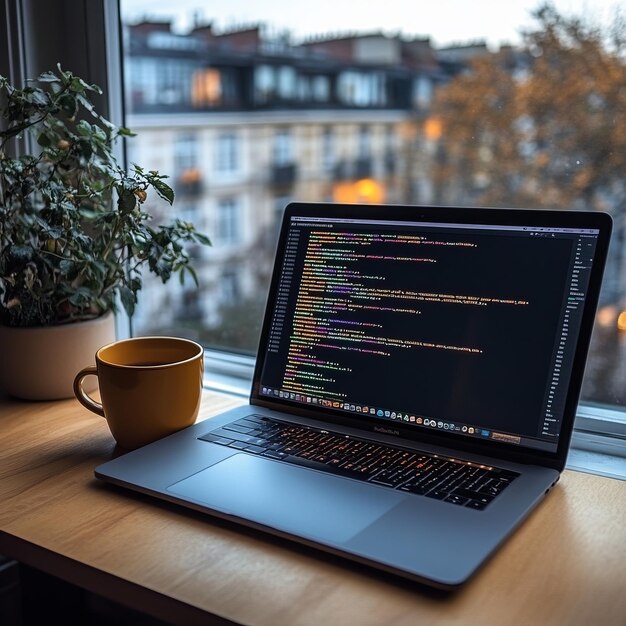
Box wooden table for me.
[1,391,625,625]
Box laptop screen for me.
[255,205,608,456]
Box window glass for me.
[254,65,275,103]
[277,66,297,99]
[312,75,330,102]
[322,127,335,172]
[121,2,626,410]
[273,129,293,165]
[216,197,240,246]
[192,68,223,107]
[215,132,239,174]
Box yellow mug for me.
[73,336,204,450]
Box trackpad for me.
[168,453,403,544]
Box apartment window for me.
[192,68,222,107]
[312,76,330,102]
[126,57,195,107]
[174,135,198,172]
[220,269,241,306]
[322,127,335,173]
[273,129,293,166]
[216,198,240,246]
[357,125,371,158]
[337,71,384,107]
[277,66,297,99]
[297,76,310,101]
[254,64,275,103]
[215,132,239,174]
[413,76,433,110]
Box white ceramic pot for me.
[0,312,116,400]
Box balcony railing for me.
[354,157,372,179]
[271,163,297,187]
[176,169,204,197]
[333,158,373,181]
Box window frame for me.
[3,0,624,469]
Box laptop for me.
[96,202,612,589]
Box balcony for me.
[333,158,373,182]
[354,157,372,179]
[270,163,297,188]
[385,152,397,175]
[333,160,350,182]
[176,168,204,197]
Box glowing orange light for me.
[192,69,222,107]
[617,310,626,331]
[355,178,384,203]
[597,305,617,328]
[332,178,385,204]
[180,168,201,183]
[424,117,443,141]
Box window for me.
[357,125,370,158]
[215,132,239,174]
[312,75,330,102]
[98,3,626,417]
[192,68,222,107]
[273,129,293,166]
[277,66,297,99]
[219,268,241,306]
[322,127,335,173]
[127,57,198,108]
[174,134,198,172]
[413,76,433,110]
[174,135,202,197]
[384,125,396,174]
[6,1,622,459]
[216,197,240,246]
[254,64,275,103]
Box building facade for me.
[125,21,458,348]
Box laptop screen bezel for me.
[250,202,613,472]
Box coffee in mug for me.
[73,336,204,449]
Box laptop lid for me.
[251,203,612,471]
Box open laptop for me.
[96,203,612,589]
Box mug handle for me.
[73,366,105,417]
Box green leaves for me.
[148,175,175,205]
[0,67,211,327]
[36,71,60,84]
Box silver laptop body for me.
[96,203,611,589]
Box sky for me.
[121,0,621,49]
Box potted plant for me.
[0,66,210,399]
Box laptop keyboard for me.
[199,414,519,510]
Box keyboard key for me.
[445,494,469,506]
[223,423,254,434]
[466,500,488,510]
[283,455,343,476]
[263,450,288,460]
[210,429,267,447]
[425,489,448,500]
[233,417,264,428]
[198,434,233,445]
[399,483,430,495]
[450,488,494,504]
